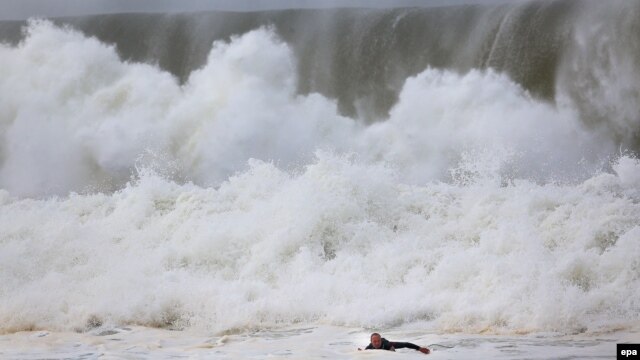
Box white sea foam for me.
[0,21,639,337]
[1,154,639,334]
[0,20,617,196]
[0,325,629,359]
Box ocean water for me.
[0,325,636,359]
[1,1,639,358]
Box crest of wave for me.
[0,20,618,198]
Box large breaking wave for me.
[0,0,639,335]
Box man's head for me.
[370,333,382,348]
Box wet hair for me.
[370,332,381,340]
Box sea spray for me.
[0,12,639,337]
[0,21,616,197]
[1,154,639,334]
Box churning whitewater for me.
[1,0,639,339]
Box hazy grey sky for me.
[0,0,525,21]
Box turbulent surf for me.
[0,0,639,337]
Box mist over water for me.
[0,0,639,337]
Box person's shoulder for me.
[381,338,393,349]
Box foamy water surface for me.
[1,15,639,359]
[0,325,634,359]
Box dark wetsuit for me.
[364,338,421,351]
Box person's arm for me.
[390,342,419,350]
[390,342,430,354]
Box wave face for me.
[0,0,639,335]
